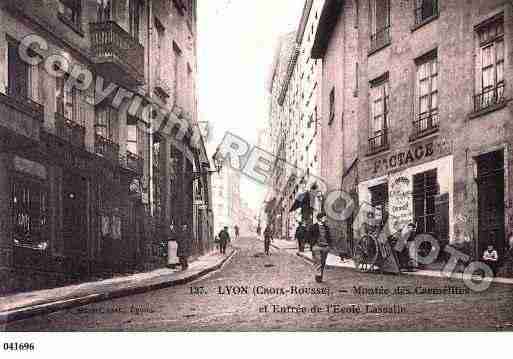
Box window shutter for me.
[434,193,449,240]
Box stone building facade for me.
[0,0,213,294]
[312,0,513,260]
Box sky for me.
[197,0,305,212]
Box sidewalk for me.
[0,249,236,325]
[295,250,513,285]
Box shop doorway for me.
[63,173,87,256]
[477,150,505,257]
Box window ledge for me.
[411,14,439,32]
[366,144,390,157]
[368,41,391,57]
[409,127,439,142]
[58,13,84,37]
[468,101,507,120]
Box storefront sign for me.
[372,138,452,176]
[388,176,413,232]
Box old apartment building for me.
[312,0,513,260]
[0,0,213,294]
[266,0,323,240]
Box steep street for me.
[7,237,513,331]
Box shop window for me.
[369,182,388,224]
[127,116,138,155]
[95,106,117,140]
[12,175,48,250]
[369,0,391,53]
[474,16,504,112]
[413,169,439,234]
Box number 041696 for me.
[3,342,35,351]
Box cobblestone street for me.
[7,237,513,331]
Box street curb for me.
[0,249,237,325]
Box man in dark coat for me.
[263,225,273,256]
[218,226,230,255]
[311,213,332,282]
[295,221,306,252]
[177,223,191,270]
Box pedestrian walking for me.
[482,244,499,276]
[295,221,306,252]
[218,226,230,255]
[234,225,240,238]
[263,225,273,256]
[256,225,262,239]
[177,223,191,270]
[311,213,332,282]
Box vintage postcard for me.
[1,0,513,346]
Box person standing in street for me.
[218,226,230,255]
[482,244,499,276]
[177,223,191,270]
[295,221,306,252]
[234,225,240,239]
[263,225,273,256]
[311,213,332,282]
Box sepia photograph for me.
[0,0,513,346]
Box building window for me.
[328,87,335,125]
[129,0,141,41]
[413,169,439,234]
[95,106,117,140]
[56,75,77,121]
[152,135,162,219]
[7,41,29,99]
[155,18,165,81]
[413,52,438,137]
[12,175,48,250]
[127,116,138,155]
[414,0,438,25]
[369,0,391,53]
[59,0,82,31]
[369,75,389,153]
[474,17,504,112]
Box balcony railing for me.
[474,83,505,112]
[126,150,143,174]
[370,26,391,53]
[0,91,43,143]
[368,129,389,154]
[95,133,119,164]
[90,21,145,85]
[55,112,85,148]
[411,109,439,140]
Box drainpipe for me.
[147,0,154,217]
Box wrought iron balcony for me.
[90,21,145,87]
[95,133,119,164]
[0,91,43,148]
[126,150,143,174]
[474,83,505,113]
[55,112,85,148]
[368,129,389,155]
[370,26,391,53]
[410,109,439,140]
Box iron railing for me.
[412,108,439,138]
[55,112,85,147]
[368,129,389,154]
[370,26,391,53]
[2,91,44,123]
[94,133,119,164]
[90,21,144,82]
[474,83,505,112]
